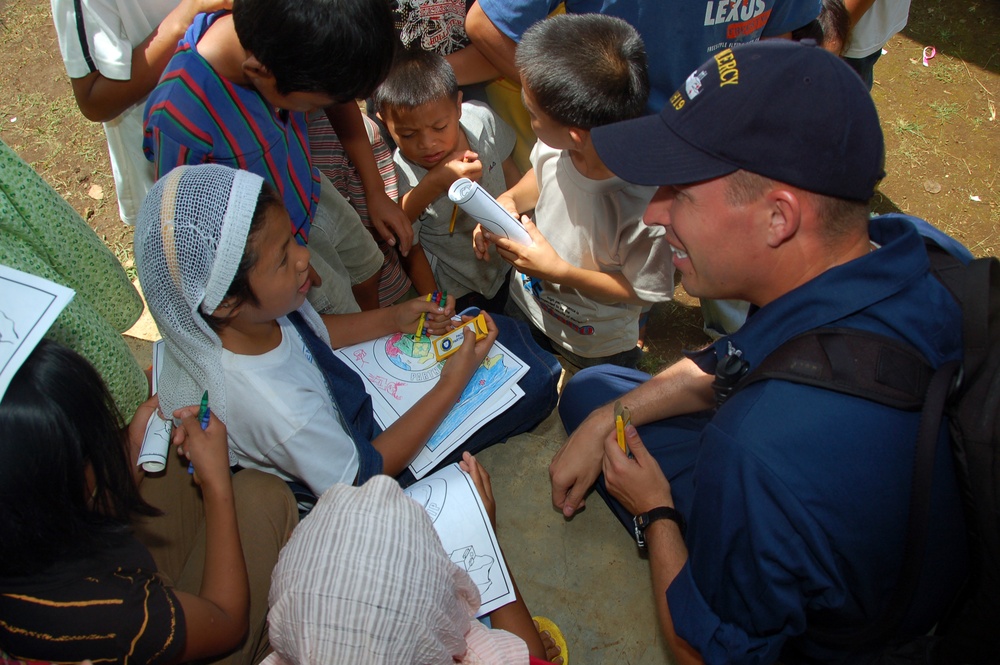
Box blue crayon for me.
[190,391,210,474]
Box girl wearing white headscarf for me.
[134,164,500,499]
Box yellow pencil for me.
[448,204,459,235]
[415,292,433,339]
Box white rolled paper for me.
[448,178,533,246]
[137,409,172,472]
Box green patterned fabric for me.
[0,139,147,416]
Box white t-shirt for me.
[394,101,515,299]
[508,141,674,358]
[221,317,360,495]
[50,0,170,223]
[842,0,911,59]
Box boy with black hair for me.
[475,13,674,370]
[374,49,520,310]
[143,0,395,314]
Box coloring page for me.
[336,336,527,479]
[0,266,74,401]
[404,463,515,615]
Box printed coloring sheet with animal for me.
[0,266,74,402]
[336,334,527,479]
[404,463,515,615]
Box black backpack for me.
[712,242,1000,664]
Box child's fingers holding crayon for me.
[172,406,230,488]
[424,292,456,331]
[395,293,456,335]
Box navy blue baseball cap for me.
[592,40,885,202]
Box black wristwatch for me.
[633,506,686,548]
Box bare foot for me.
[533,618,564,664]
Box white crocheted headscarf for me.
[267,476,485,664]
[134,164,328,461]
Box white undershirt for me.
[221,317,359,495]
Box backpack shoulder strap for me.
[728,327,934,411]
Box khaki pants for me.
[134,459,298,665]
[305,173,384,314]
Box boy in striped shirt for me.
[143,0,395,314]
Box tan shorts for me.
[305,173,383,314]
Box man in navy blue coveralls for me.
[552,40,970,665]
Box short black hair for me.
[0,341,158,577]
[516,14,649,130]
[199,182,281,332]
[233,0,396,101]
[372,48,459,114]
[792,0,850,54]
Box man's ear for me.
[765,188,801,248]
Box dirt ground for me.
[1,0,996,370]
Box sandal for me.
[532,616,568,665]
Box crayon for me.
[198,390,210,431]
[416,292,433,339]
[613,400,632,458]
[190,391,210,474]
[448,204,458,235]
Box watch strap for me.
[633,506,686,548]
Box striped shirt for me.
[142,11,320,245]
[0,538,184,664]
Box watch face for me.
[633,515,647,548]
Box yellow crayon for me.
[614,399,631,457]
[416,292,433,339]
[448,204,459,235]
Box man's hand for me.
[549,407,614,518]
[367,191,414,256]
[490,217,567,280]
[602,423,673,516]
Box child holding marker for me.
[135,165,560,504]
[374,49,521,312]
[474,15,675,370]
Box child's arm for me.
[321,294,454,349]
[460,453,549,661]
[501,156,523,190]
[169,406,250,661]
[473,168,538,260]
[496,167,539,215]
[400,150,482,223]
[400,244,439,296]
[325,102,414,255]
[491,218,646,305]
[373,318,498,475]
[445,44,501,85]
[70,0,231,122]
